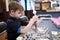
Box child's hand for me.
[31,15,38,23]
[29,15,38,27]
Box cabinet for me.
[35,1,51,11]
[41,2,51,11]
[35,2,41,11]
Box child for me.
[6,1,38,40]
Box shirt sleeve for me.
[17,26,22,34]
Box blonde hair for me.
[9,1,24,13]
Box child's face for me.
[14,10,22,19]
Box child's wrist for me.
[30,19,35,24]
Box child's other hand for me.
[31,15,38,23]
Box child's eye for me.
[18,12,20,14]
[18,12,21,14]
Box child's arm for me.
[20,16,38,34]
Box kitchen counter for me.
[46,7,60,12]
[17,19,60,40]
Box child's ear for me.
[11,10,15,14]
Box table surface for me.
[38,19,60,40]
[17,19,60,40]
